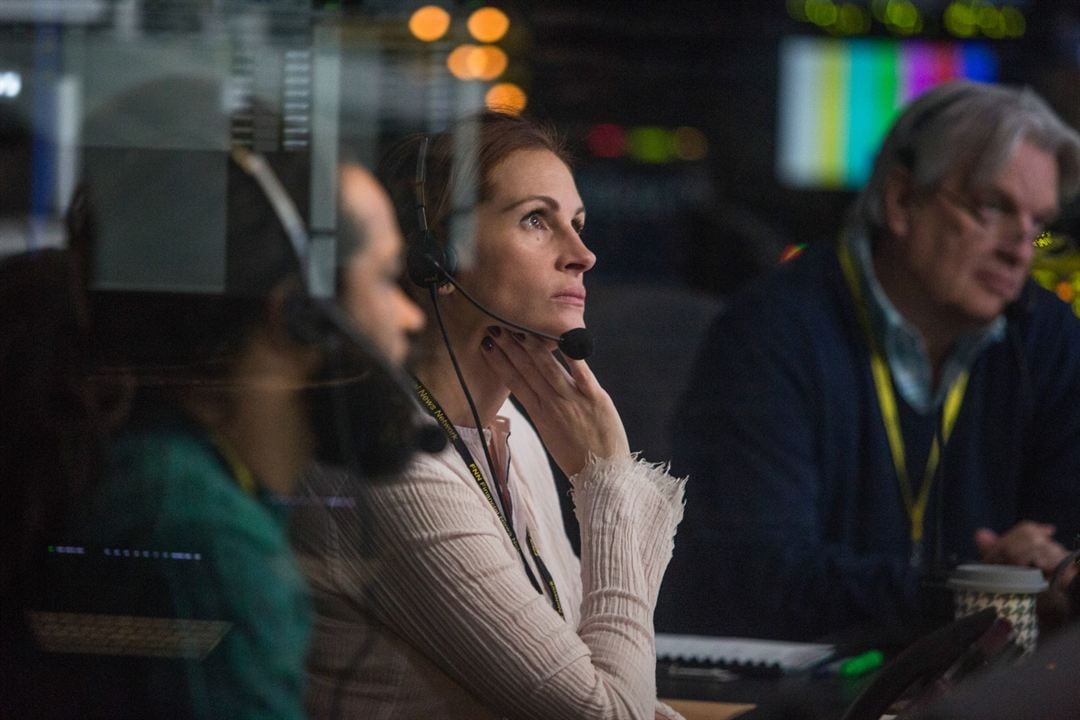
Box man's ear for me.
[882,166,916,239]
[436,280,455,297]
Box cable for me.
[428,285,502,485]
[428,256,566,348]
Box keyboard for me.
[29,611,231,660]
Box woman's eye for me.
[523,211,547,230]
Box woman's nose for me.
[559,227,595,274]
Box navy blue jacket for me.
[660,243,1080,640]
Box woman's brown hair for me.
[378,110,570,254]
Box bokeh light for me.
[485,82,527,114]
[409,5,451,43]
[1056,280,1075,304]
[978,6,1006,39]
[944,2,976,38]
[1002,6,1025,37]
[627,127,675,164]
[469,45,508,81]
[885,0,921,35]
[586,124,626,159]
[836,3,870,34]
[673,126,708,161]
[467,7,510,43]
[807,0,839,27]
[447,44,476,79]
[448,44,508,81]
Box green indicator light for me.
[839,649,884,677]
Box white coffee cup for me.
[947,563,1047,653]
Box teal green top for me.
[68,417,311,719]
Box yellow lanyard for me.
[412,378,564,618]
[209,431,257,496]
[838,240,968,557]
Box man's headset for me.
[230,147,446,475]
[403,136,594,361]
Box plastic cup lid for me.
[946,563,1048,594]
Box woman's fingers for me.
[489,327,575,398]
[479,333,540,408]
[481,325,630,474]
[561,351,600,396]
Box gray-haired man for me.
[662,81,1080,641]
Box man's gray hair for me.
[850,80,1080,236]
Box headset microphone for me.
[407,136,594,361]
[406,247,593,359]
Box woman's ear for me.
[882,167,915,239]
[436,281,455,297]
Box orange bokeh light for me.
[448,44,507,81]
[409,5,451,42]
[469,45,508,80]
[447,44,478,80]
[1056,280,1075,304]
[485,82,527,114]
[467,7,510,43]
[673,126,709,161]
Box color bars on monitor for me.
[777,37,997,189]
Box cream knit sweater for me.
[293,399,686,719]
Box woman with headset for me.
[302,111,686,719]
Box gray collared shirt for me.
[850,232,1004,414]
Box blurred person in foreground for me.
[661,80,1080,643]
[0,78,423,719]
[333,161,426,365]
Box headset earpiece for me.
[406,134,456,289]
[406,228,455,289]
[283,291,330,347]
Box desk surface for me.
[661,698,755,720]
[659,666,875,719]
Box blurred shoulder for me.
[103,425,285,548]
[702,243,847,357]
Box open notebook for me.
[657,633,835,677]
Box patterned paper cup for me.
[948,564,1048,653]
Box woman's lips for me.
[552,288,586,307]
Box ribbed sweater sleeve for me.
[358,449,685,720]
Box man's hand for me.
[973,521,1068,575]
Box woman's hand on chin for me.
[480,325,629,476]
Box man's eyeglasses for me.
[932,185,1052,245]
